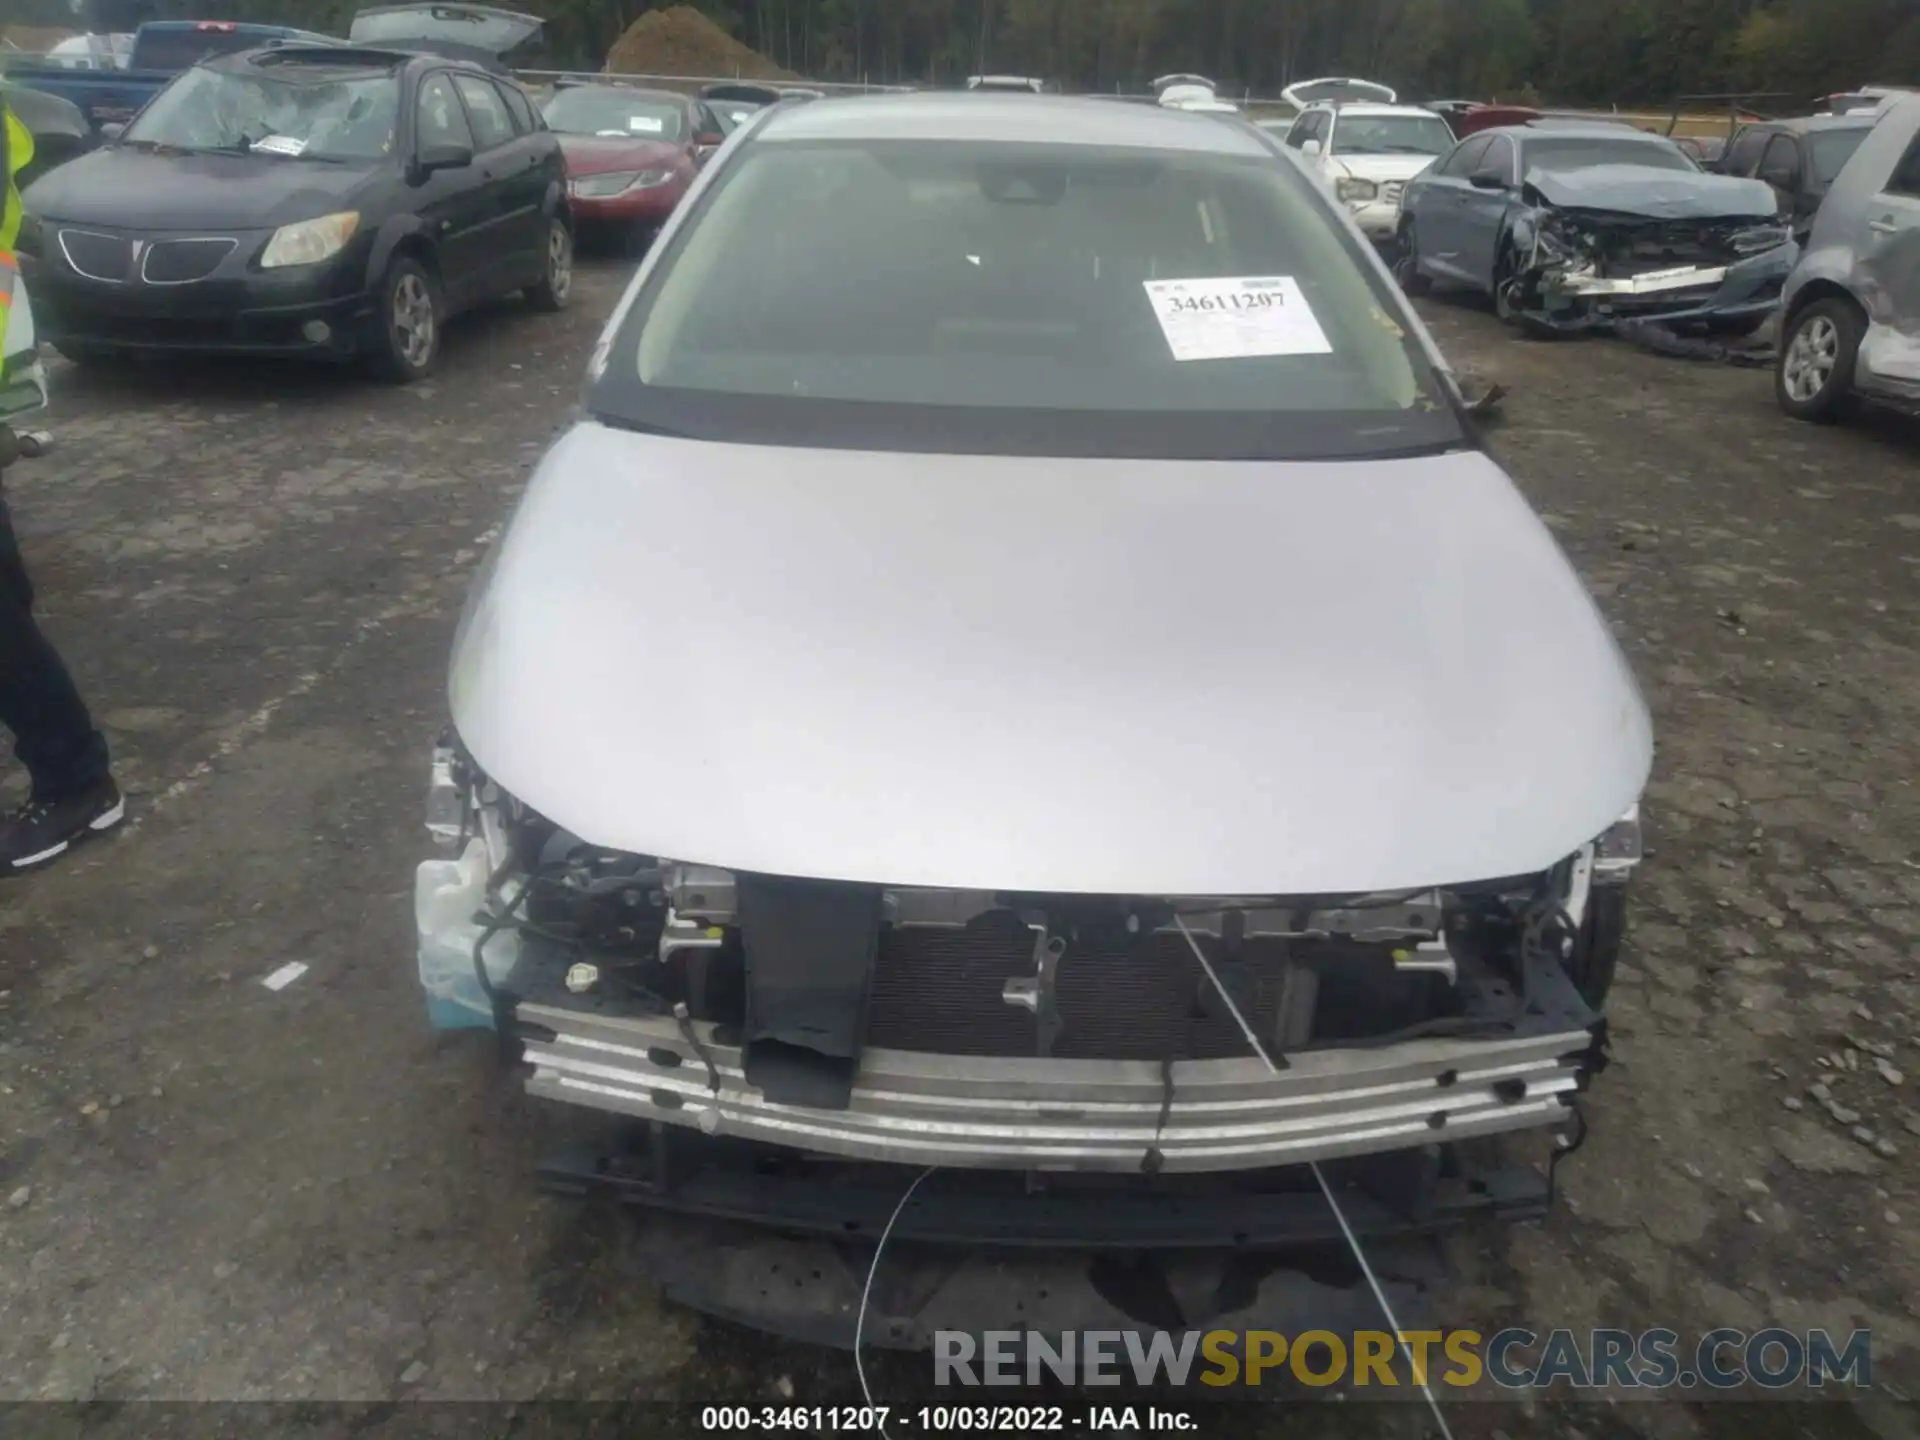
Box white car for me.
[416,93,1650,1283]
[1280,102,1457,243]
[1152,74,1239,114]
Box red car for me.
[540,83,723,250]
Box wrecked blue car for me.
[1397,122,1795,335]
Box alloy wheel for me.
[1782,315,1839,404]
[393,273,436,369]
[548,223,573,304]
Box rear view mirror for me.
[416,143,474,175]
[1300,138,1321,158]
[1468,171,1507,190]
[99,122,125,141]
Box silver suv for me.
[1777,96,1920,422]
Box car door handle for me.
[1868,217,1899,234]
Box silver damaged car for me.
[415,94,1652,1268]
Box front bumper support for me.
[514,947,1597,1174]
[539,1134,1552,1346]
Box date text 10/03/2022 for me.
[700,1407,1195,1432]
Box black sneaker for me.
[0,779,125,875]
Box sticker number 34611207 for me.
[1143,275,1334,362]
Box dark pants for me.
[0,488,110,801]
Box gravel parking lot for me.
[1,257,1917,1436]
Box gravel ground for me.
[0,260,1917,1438]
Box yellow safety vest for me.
[1,99,30,383]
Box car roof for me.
[1478,122,1673,143]
[212,44,422,76]
[1325,103,1442,119]
[755,92,1270,155]
[553,81,688,103]
[1747,114,1880,135]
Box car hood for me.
[22,145,374,231]
[1330,153,1440,184]
[449,423,1652,896]
[556,133,683,175]
[1523,163,1779,220]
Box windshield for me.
[543,88,684,139]
[1522,136,1697,174]
[1809,127,1871,184]
[124,65,400,161]
[1334,115,1454,157]
[589,139,1461,461]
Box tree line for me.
[15,0,1919,108]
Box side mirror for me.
[415,142,474,175]
[1468,171,1507,190]
[99,121,125,141]
[693,131,723,149]
[1300,138,1321,158]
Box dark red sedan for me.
[540,83,723,250]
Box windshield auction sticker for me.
[629,115,666,132]
[1144,276,1333,362]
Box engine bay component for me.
[1502,180,1795,336]
[736,874,883,1110]
[415,752,1639,1174]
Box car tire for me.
[524,217,574,313]
[1493,250,1567,341]
[368,257,443,384]
[1566,885,1627,1010]
[1776,296,1863,424]
[1393,220,1431,297]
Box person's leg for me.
[0,492,120,872]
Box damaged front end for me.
[417,732,1638,1190]
[1503,176,1795,334]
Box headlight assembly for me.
[1336,177,1380,204]
[569,170,672,198]
[260,211,360,269]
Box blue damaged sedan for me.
[1395,122,1795,335]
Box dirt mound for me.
[603,6,797,81]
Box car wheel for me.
[1393,220,1431,297]
[1493,250,1566,341]
[525,218,574,313]
[1776,297,1863,424]
[1491,253,1525,326]
[1567,886,1627,1010]
[369,258,442,384]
